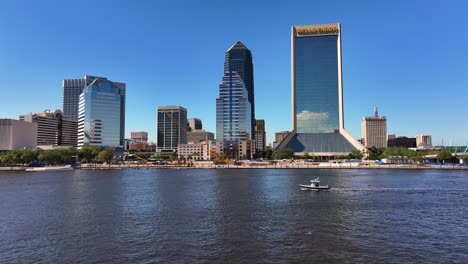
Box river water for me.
[0,168,467,263]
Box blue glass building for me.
[224,41,255,139]
[216,69,252,158]
[77,78,125,148]
[277,23,365,156]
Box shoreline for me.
[2,163,468,171]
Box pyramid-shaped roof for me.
[227,41,249,52]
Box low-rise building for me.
[20,109,77,148]
[0,119,37,150]
[130,142,149,152]
[178,143,202,160]
[387,137,416,148]
[416,134,432,147]
[131,131,148,143]
[187,130,214,143]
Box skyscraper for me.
[255,119,266,152]
[224,41,255,139]
[63,75,126,142]
[77,78,125,148]
[361,107,387,149]
[277,23,365,156]
[216,70,252,158]
[157,106,188,152]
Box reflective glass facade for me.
[216,70,252,143]
[295,35,339,133]
[77,80,123,148]
[224,41,255,139]
[276,23,365,155]
[64,75,125,145]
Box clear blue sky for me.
[0,0,467,146]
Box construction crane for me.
[160,109,200,144]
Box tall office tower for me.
[276,23,365,156]
[361,107,387,149]
[157,106,188,151]
[416,134,432,147]
[63,78,86,121]
[131,131,148,143]
[20,109,78,147]
[216,70,252,158]
[224,41,255,139]
[63,75,126,142]
[188,118,202,131]
[77,78,125,148]
[255,119,266,152]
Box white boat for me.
[25,165,73,172]
[300,177,330,191]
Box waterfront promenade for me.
[77,162,468,170]
[2,161,467,171]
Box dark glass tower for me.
[224,41,255,139]
[157,106,188,151]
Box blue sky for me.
[0,0,466,146]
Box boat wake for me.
[331,187,466,192]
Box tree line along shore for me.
[0,146,465,170]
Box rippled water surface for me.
[0,169,467,263]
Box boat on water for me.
[25,165,73,172]
[300,177,330,191]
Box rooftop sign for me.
[295,24,340,36]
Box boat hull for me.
[25,165,73,172]
[299,184,330,191]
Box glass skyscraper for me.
[216,69,252,158]
[77,78,125,148]
[224,41,255,139]
[277,23,364,156]
[63,75,126,145]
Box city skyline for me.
[0,1,467,146]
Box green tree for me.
[0,153,17,167]
[368,146,384,160]
[79,146,100,163]
[437,150,453,163]
[7,149,38,167]
[406,149,427,163]
[273,148,294,159]
[19,149,38,166]
[98,148,115,165]
[348,149,363,160]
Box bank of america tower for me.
[216,41,255,157]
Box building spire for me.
[374,106,378,117]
